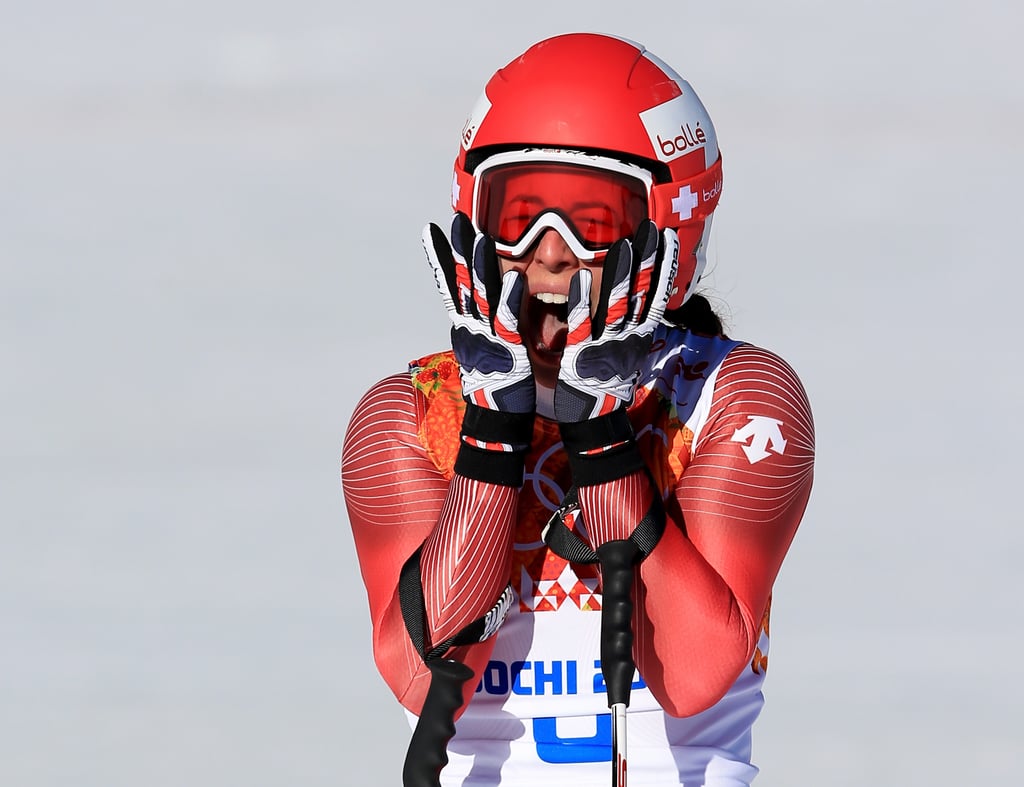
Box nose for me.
[529,228,580,273]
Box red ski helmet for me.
[452,33,723,310]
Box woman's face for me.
[498,228,604,389]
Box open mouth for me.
[524,292,569,358]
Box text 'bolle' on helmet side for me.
[451,32,724,310]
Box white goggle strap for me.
[680,214,714,305]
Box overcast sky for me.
[3,2,1022,785]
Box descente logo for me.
[657,122,707,157]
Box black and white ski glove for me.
[424,212,536,486]
[554,220,678,485]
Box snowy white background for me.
[3,1,1022,785]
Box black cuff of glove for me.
[461,403,535,449]
[559,409,645,486]
[454,442,527,487]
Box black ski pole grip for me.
[596,538,641,708]
[402,658,475,787]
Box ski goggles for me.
[471,150,655,261]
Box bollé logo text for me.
[657,122,707,157]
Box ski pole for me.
[596,539,641,787]
[402,658,475,787]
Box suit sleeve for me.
[579,344,814,717]
[639,344,814,716]
[341,373,518,715]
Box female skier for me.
[342,33,815,787]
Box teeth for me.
[534,292,568,304]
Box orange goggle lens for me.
[476,162,650,254]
